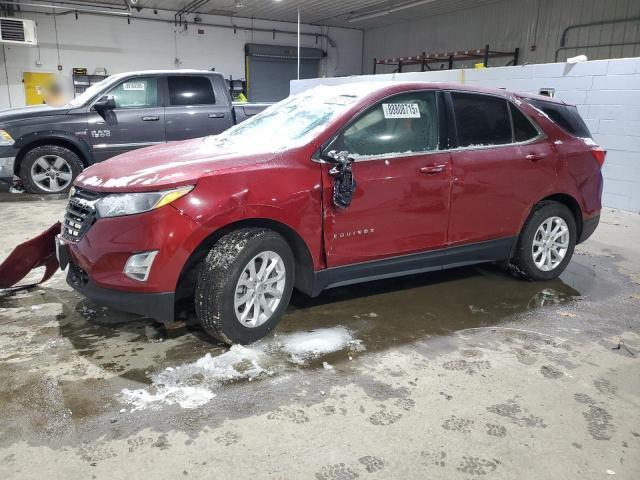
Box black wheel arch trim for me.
[521,193,584,243]
[14,130,94,174]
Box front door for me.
[165,75,233,141]
[87,76,165,162]
[322,90,452,267]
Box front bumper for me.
[0,156,15,178]
[66,262,176,322]
[63,203,202,292]
[60,201,205,323]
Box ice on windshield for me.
[208,86,363,151]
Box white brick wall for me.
[291,57,640,213]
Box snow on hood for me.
[75,137,277,193]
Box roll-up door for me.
[245,43,324,102]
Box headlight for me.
[95,185,193,218]
[0,130,14,146]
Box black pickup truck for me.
[0,70,269,193]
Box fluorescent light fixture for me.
[348,0,437,22]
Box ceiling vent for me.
[0,18,37,46]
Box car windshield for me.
[209,88,359,151]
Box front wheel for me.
[20,145,84,194]
[509,201,577,281]
[195,228,295,344]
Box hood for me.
[0,104,70,124]
[75,137,279,193]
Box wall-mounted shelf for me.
[72,72,109,97]
[373,44,519,73]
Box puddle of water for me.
[283,264,584,350]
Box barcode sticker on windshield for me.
[123,82,146,91]
[382,103,420,118]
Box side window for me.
[510,102,539,142]
[451,92,511,147]
[334,91,438,158]
[106,77,158,109]
[168,76,215,106]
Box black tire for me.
[195,228,295,344]
[509,200,577,281]
[20,145,84,194]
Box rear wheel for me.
[509,201,577,281]
[20,145,83,194]
[195,228,295,344]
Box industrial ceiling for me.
[10,0,504,29]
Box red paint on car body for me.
[61,82,602,304]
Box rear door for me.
[322,90,452,267]
[447,92,554,245]
[165,75,233,141]
[87,76,165,162]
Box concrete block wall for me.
[291,57,640,213]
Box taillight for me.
[591,147,606,167]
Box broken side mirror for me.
[326,150,357,209]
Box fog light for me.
[124,251,158,282]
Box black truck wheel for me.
[20,145,83,194]
[195,228,295,344]
[509,201,577,281]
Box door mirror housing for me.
[325,150,357,209]
[93,96,116,111]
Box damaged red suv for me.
[55,82,604,344]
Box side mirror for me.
[326,150,357,209]
[93,96,116,111]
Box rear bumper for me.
[67,262,175,323]
[578,214,600,244]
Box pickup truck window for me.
[106,77,158,109]
[168,76,215,106]
[452,92,511,147]
[211,89,356,151]
[333,91,438,159]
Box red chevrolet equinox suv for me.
[57,82,604,344]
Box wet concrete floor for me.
[0,198,639,479]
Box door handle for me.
[142,116,159,121]
[208,113,225,119]
[526,153,546,161]
[420,164,448,174]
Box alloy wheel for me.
[30,155,73,192]
[233,251,286,328]
[532,216,570,272]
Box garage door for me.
[245,43,324,102]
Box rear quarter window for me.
[527,99,591,138]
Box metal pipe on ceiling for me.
[11,5,338,48]
[0,0,131,13]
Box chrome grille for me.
[62,188,102,241]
